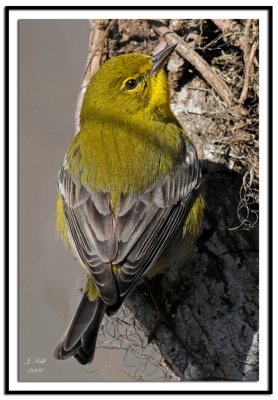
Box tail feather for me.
[54,293,107,364]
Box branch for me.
[151,21,239,110]
[212,19,246,52]
[212,19,259,68]
[239,41,258,104]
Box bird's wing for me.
[58,166,118,305]
[114,139,201,305]
[58,138,200,307]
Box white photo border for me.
[5,5,273,395]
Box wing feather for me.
[57,138,201,308]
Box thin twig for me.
[239,41,258,104]
[213,19,259,68]
[212,19,245,52]
[151,21,240,111]
[243,20,252,64]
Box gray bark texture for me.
[126,161,259,380]
[78,19,259,381]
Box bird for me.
[54,42,205,365]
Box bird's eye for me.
[125,79,138,90]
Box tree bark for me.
[76,19,259,381]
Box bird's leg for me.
[144,278,174,343]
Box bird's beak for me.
[149,43,178,77]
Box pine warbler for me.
[54,43,205,364]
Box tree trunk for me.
[77,19,259,381]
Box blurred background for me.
[18,19,162,382]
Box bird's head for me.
[80,43,177,125]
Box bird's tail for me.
[54,293,107,364]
